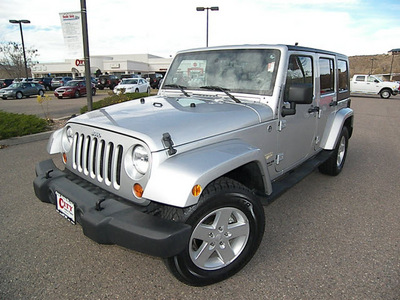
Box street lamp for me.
[9,19,31,79]
[196,6,219,47]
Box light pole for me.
[196,6,219,47]
[9,19,30,78]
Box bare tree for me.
[0,42,38,78]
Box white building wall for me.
[32,54,172,78]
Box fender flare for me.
[320,107,354,150]
[143,140,271,208]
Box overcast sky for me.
[1,0,399,63]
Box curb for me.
[0,130,54,147]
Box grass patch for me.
[80,92,150,114]
[0,110,49,140]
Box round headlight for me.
[133,145,149,175]
[62,126,74,152]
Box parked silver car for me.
[0,82,45,99]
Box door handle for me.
[308,106,320,113]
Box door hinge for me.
[276,153,284,165]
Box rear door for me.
[314,55,337,150]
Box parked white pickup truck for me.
[350,74,399,99]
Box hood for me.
[69,95,274,151]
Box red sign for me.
[75,59,84,66]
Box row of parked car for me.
[0,73,163,100]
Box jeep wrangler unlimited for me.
[34,44,353,286]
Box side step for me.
[258,150,333,205]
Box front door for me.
[276,54,317,172]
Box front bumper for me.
[33,159,191,258]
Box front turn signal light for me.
[133,183,144,198]
[192,185,202,197]
[62,152,67,164]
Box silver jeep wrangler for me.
[34,44,353,286]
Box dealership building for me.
[31,54,172,78]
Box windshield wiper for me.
[200,86,241,103]
[164,84,190,97]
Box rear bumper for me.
[33,159,191,258]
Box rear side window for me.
[355,75,365,81]
[319,58,335,94]
[338,60,349,92]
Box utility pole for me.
[81,0,92,111]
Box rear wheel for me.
[319,127,349,176]
[164,177,265,286]
[135,88,139,93]
[380,89,391,99]
[92,88,96,96]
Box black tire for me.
[38,90,44,97]
[74,90,80,98]
[319,127,349,176]
[100,78,107,85]
[92,88,96,96]
[164,177,265,286]
[135,88,139,93]
[16,91,23,99]
[380,89,391,99]
[57,96,62,99]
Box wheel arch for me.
[143,140,272,208]
[319,107,354,150]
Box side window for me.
[356,75,365,82]
[338,60,349,92]
[285,55,313,99]
[319,58,335,94]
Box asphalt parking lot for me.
[0,90,111,119]
[0,95,399,299]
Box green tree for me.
[0,42,38,78]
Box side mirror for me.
[287,83,313,104]
[282,83,313,117]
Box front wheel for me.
[16,91,23,99]
[74,90,80,98]
[164,177,265,286]
[38,90,44,97]
[380,89,391,99]
[319,127,349,176]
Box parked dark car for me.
[96,75,120,90]
[0,82,45,99]
[34,77,52,90]
[51,76,73,90]
[144,73,163,89]
[54,80,96,99]
[0,79,13,88]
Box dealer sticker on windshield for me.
[55,191,76,224]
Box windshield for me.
[66,81,80,86]
[121,79,138,85]
[163,49,281,96]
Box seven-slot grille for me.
[72,132,123,190]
